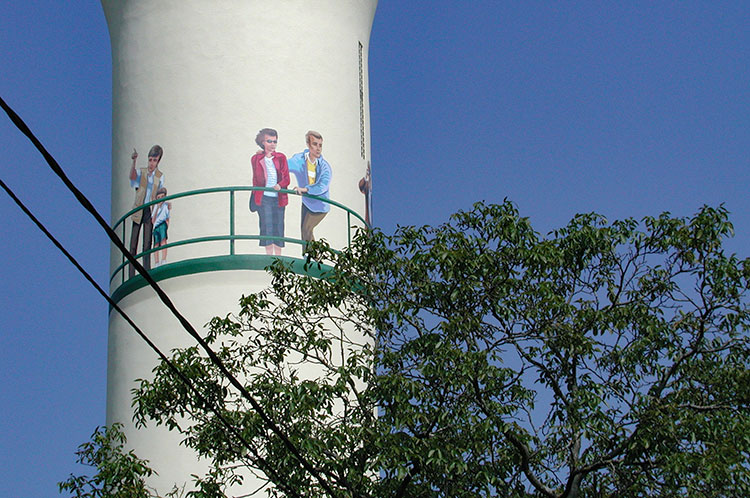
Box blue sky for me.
[1,1,748,496]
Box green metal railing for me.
[110,186,367,289]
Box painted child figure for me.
[151,187,170,267]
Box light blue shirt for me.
[288,150,332,213]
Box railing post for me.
[110,186,368,289]
[122,222,126,285]
[229,190,235,255]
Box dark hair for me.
[148,145,163,161]
[255,128,278,151]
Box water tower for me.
[101,0,377,491]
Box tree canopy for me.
[66,201,750,497]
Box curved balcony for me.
[110,186,367,304]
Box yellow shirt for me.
[306,157,317,185]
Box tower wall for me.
[102,0,377,492]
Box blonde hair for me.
[305,130,322,145]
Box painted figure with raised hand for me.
[128,144,164,276]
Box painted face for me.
[308,137,323,160]
[148,155,160,173]
[264,135,278,155]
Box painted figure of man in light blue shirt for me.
[287,131,332,251]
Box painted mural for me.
[121,129,371,277]
[151,187,170,266]
[249,128,336,257]
[249,128,289,256]
[359,161,372,226]
[128,145,166,276]
[288,131,333,253]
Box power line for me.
[0,95,339,497]
[0,176,304,498]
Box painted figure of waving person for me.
[250,128,289,255]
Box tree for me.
[59,424,170,498]
[93,201,750,497]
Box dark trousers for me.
[258,196,285,247]
[129,206,152,277]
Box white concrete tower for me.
[101,0,377,492]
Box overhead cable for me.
[0,95,337,498]
[0,176,304,498]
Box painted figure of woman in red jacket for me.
[250,128,290,255]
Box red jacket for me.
[251,151,290,207]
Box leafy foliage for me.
[59,423,164,498]
[124,201,750,497]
